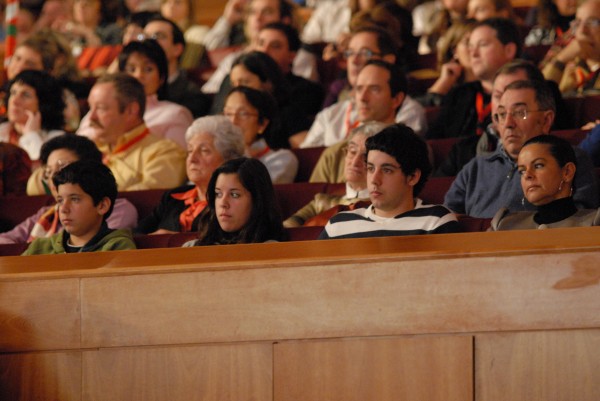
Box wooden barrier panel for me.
[274,336,473,401]
[476,330,600,401]
[82,344,272,401]
[0,278,80,352]
[0,227,599,400]
[0,351,81,400]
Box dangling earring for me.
[521,197,525,206]
[558,180,564,192]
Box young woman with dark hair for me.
[186,157,286,246]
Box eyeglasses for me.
[493,108,546,124]
[343,49,381,60]
[570,18,600,31]
[43,159,73,181]
[342,145,366,165]
[222,110,259,120]
[135,32,168,42]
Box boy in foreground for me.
[23,161,136,255]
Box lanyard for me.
[475,92,491,136]
[575,64,600,89]
[253,145,271,159]
[103,128,149,163]
[344,102,360,137]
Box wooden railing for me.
[0,227,599,400]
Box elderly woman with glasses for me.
[136,116,245,235]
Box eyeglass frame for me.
[43,159,74,182]
[135,32,168,42]
[569,17,600,31]
[222,110,260,120]
[342,144,367,166]
[343,48,382,60]
[492,108,548,124]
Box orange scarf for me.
[171,187,208,232]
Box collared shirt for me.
[98,124,187,191]
[300,96,428,148]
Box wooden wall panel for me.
[0,279,80,352]
[274,336,473,401]
[476,330,600,401]
[82,343,272,401]
[80,251,600,348]
[0,351,82,401]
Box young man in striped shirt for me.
[319,124,459,239]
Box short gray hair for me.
[185,116,245,161]
[349,121,389,141]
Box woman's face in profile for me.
[123,52,162,96]
[517,143,571,206]
[214,173,253,233]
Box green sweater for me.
[23,226,136,256]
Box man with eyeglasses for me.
[143,16,210,118]
[318,124,459,239]
[444,79,598,218]
[427,18,520,139]
[434,59,572,177]
[299,26,426,149]
[542,0,600,94]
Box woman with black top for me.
[491,135,600,230]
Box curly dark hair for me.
[8,70,65,131]
[40,134,102,165]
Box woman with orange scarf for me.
[136,116,245,234]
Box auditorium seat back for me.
[291,146,326,182]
